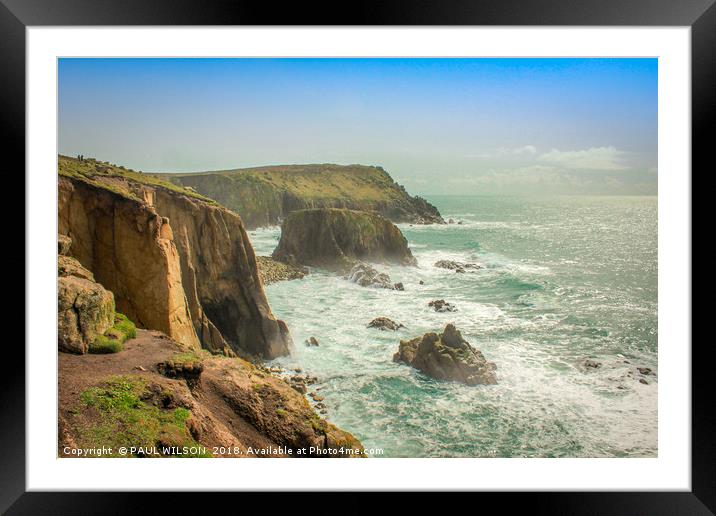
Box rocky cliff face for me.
[272,208,417,272]
[58,156,291,359]
[164,164,444,229]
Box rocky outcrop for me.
[164,164,444,229]
[428,299,458,312]
[393,324,497,386]
[272,208,417,272]
[347,263,401,290]
[58,234,72,255]
[58,253,115,354]
[367,317,404,331]
[256,256,308,285]
[434,260,483,273]
[58,156,291,359]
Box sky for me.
[58,58,657,195]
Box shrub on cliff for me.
[88,313,137,354]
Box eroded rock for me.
[272,208,417,272]
[434,260,483,273]
[347,263,396,289]
[393,324,497,386]
[58,234,72,255]
[58,259,115,354]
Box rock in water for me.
[58,256,115,354]
[434,260,482,273]
[347,262,397,289]
[272,208,417,272]
[367,317,404,331]
[393,324,497,386]
[428,299,458,312]
[305,336,320,347]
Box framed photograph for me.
[5,0,711,512]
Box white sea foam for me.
[256,196,658,457]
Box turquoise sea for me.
[249,195,658,458]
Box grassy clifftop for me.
[162,164,443,229]
[58,155,217,205]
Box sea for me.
[249,195,658,458]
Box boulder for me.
[393,324,497,386]
[58,255,95,281]
[58,262,115,354]
[367,317,404,331]
[272,208,417,272]
[428,299,458,312]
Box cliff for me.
[162,164,444,229]
[58,155,291,359]
[272,208,417,272]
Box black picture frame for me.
[3,0,710,513]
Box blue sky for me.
[58,58,657,194]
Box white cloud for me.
[496,145,537,156]
[448,165,576,187]
[538,146,628,171]
[469,145,537,159]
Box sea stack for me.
[393,324,497,386]
[272,208,417,272]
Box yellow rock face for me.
[58,173,291,358]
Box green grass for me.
[78,375,211,458]
[165,164,406,203]
[58,155,218,205]
[88,312,136,354]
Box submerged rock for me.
[393,324,497,386]
[305,336,320,347]
[428,299,458,312]
[434,260,483,273]
[583,359,602,369]
[367,317,404,331]
[272,208,417,272]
